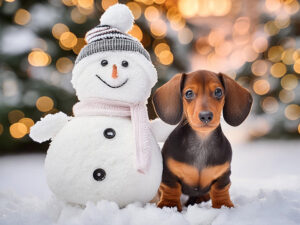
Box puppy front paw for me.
[212,200,234,209]
[157,200,182,212]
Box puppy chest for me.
[167,158,229,190]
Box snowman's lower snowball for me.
[45,116,162,206]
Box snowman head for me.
[72,4,157,104]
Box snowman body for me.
[45,116,162,206]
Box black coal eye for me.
[101,60,108,66]
[121,60,128,67]
[103,128,116,139]
[93,168,106,181]
[214,88,223,99]
[185,90,194,99]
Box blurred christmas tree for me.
[236,0,300,139]
[0,0,192,154]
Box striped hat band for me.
[75,25,150,64]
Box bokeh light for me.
[234,17,250,36]
[265,0,281,12]
[150,19,167,38]
[59,32,77,49]
[284,104,300,120]
[10,123,27,139]
[274,14,290,29]
[145,6,160,22]
[264,21,279,36]
[251,60,268,76]
[294,59,300,74]
[126,2,142,19]
[157,50,174,65]
[8,110,24,124]
[56,57,74,74]
[52,23,69,40]
[102,0,118,10]
[283,0,300,15]
[62,0,77,6]
[208,30,224,47]
[252,37,268,53]
[279,89,295,103]
[28,50,51,67]
[281,48,295,65]
[154,42,170,56]
[71,8,87,24]
[14,9,31,25]
[253,79,270,95]
[19,118,34,134]
[215,41,232,57]
[178,0,198,18]
[36,96,54,112]
[268,46,284,62]
[128,24,143,41]
[243,45,258,62]
[261,97,279,114]
[73,38,86,55]
[281,74,298,90]
[78,0,94,9]
[178,0,231,17]
[178,27,193,44]
[270,62,286,78]
[154,0,165,4]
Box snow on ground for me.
[0,140,300,225]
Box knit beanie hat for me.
[75,4,151,64]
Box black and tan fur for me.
[152,70,253,211]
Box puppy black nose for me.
[199,111,213,124]
[93,168,106,181]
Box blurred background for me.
[0,0,299,155]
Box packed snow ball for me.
[100,4,134,33]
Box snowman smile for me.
[96,74,128,88]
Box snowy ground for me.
[0,140,300,225]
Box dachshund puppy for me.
[152,70,252,211]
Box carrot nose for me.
[112,64,118,79]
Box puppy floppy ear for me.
[152,73,186,125]
[219,73,253,126]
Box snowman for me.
[30,4,164,207]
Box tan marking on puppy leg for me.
[150,191,160,204]
[210,183,234,208]
[199,162,230,188]
[167,158,199,186]
[157,183,182,211]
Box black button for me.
[121,60,128,67]
[103,128,116,139]
[101,59,108,66]
[93,168,106,181]
[194,187,199,191]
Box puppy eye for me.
[185,90,195,99]
[101,60,108,66]
[121,60,128,67]
[214,88,223,99]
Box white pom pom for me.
[100,4,134,33]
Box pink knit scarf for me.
[73,98,151,174]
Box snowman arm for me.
[149,118,176,143]
[30,112,71,143]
